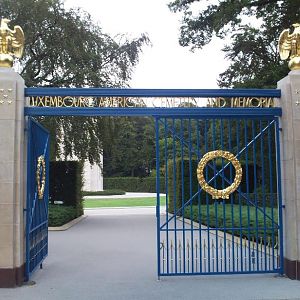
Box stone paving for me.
[0,208,300,300]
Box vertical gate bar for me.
[188,118,194,273]
[164,118,170,274]
[180,119,186,273]
[155,117,161,278]
[212,119,219,272]
[25,118,32,280]
[275,117,284,274]
[196,119,202,273]
[220,119,226,272]
[228,119,235,272]
[172,118,178,274]
[204,119,211,272]
[244,119,251,271]
[260,120,267,270]
[252,120,259,271]
[267,120,275,270]
[45,137,50,261]
[237,120,243,272]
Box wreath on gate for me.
[197,150,242,199]
[36,155,46,200]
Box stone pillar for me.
[0,67,25,287]
[277,70,300,280]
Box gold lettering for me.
[250,97,261,107]
[267,98,274,107]
[28,95,276,109]
[57,96,63,107]
[218,97,226,107]
[50,96,57,107]
[245,97,251,107]
[207,98,217,107]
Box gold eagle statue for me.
[0,18,24,68]
[279,23,300,71]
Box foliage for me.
[82,189,125,196]
[104,176,166,193]
[103,117,156,177]
[184,204,278,242]
[168,0,300,87]
[83,196,166,208]
[0,0,149,164]
[48,204,78,227]
[167,157,274,214]
[49,161,83,217]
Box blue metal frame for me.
[25,87,281,98]
[23,86,284,279]
[25,117,50,281]
[156,113,283,277]
[24,107,282,117]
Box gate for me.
[25,117,50,280]
[156,113,283,276]
[23,87,283,280]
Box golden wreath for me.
[197,150,242,199]
[36,155,46,200]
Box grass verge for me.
[84,196,166,208]
[183,204,278,242]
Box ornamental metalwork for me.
[36,155,46,200]
[0,18,24,67]
[279,23,300,70]
[197,150,242,199]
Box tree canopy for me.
[168,0,300,87]
[0,0,149,164]
[103,117,155,177]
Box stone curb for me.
[49,215,88,231]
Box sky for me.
[65,0,229,89]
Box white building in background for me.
[59,148,104,192]
[83,157,103,191]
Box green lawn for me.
[183,204,278,243]
[84,196,166,208]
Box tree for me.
[0,0,149,164]
[168,0,300,88]
[103,117,156,177]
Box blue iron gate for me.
[23,87,283,280]
[156,115,283,277]
[25,117,50,281]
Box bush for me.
[49,161,83,217]
[167,159,201,215]
[82,189,126,196]
[48,204,78,227]
[104,177,166,193]
[233,193,277,207]
[167,158,265,214]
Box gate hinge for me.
[279,127,282,131]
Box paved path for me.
[1,209,300,300]
[84,206,157,216]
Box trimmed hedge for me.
[83,189,126,196]
[49,161,83,218]
[167,159,200,215]
[233,193,277,207]
[104,176,166,193]
[167,158,276,214]
[48,204,78,227]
